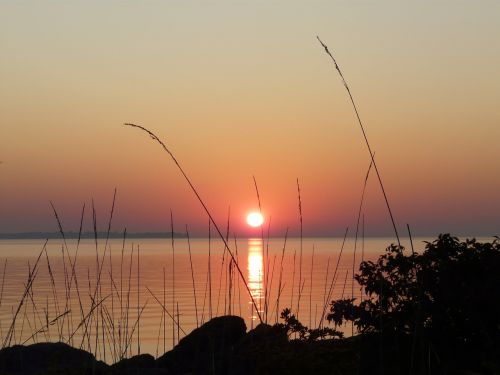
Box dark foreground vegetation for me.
[1,234,498,375]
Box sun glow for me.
[246,212,264,228]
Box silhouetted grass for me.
[124,123,264,323]
[2,241,46,348]
[185,225,199,327]
[146,286,185,336]
[319,227,349,328]
[275,228,289,324]
[309,244,315,328]
[317,36,400,247]
[296,178,304,320]
[170,210,175,346]
[0,259,6,338]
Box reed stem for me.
[186,225,199,327]
[124,123,263,323]
[296,179,304,318]
[317,37,400,247]
[319,227,349,327]
[170,210,175,347]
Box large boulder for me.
[157,315,246,374]
[0,342,108,375]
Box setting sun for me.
[246,212,264,228]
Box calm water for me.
[0,236,431,362]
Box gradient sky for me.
[1,1,499,238]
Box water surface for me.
[0,236,436,362]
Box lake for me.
[0,236,436,362]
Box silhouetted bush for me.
[277,308,343,341]
[327,234,500,372]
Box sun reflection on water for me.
[247,238,264,322]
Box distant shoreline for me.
[0,232,187,240]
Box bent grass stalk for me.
[124,123,263,323]
[317,37,400,247]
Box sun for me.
[246,212,264,228]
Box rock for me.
[232,323,288,374]
[241,323,288,348]
[0,342,108,375]
[111,353,168,375]
[157,315,246,375]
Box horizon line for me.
[0,231,496,240]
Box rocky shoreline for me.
[0,316,360,375]
[1,315,497,375]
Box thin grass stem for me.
[319,227,349,327]
[124,123,263,323]
[186,225,199,327]
[316,37,400,246]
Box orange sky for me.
[1,1,499,237]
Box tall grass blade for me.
[316,36,400,246]
[319,226,349,327]
[186,225,199,327]
[124,123,263,323]
[296,178,304,318]
[309,244,315,327]
[170,210,175,347]
[276,228,289,323]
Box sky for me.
[1,1,499,238]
